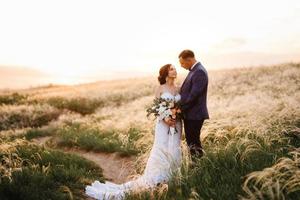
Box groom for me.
[178,49,209,161]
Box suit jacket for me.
[179,62,209,120]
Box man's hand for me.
[164,117,176,127]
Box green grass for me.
[44,88,154,115]
[25,126,57,140]
[0,85,154,116]
[125,116,300,200]
[0,141,104,200]
[45,96,105,115]
[0,92,28,105]
[56,123,143,156]
[22,121,144,156]
[0,63,299,199]
[0,105,61,131]
[0,126,55,142]
[242,149,300,200]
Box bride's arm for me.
[175,84,181,94]
[155,85,162,99]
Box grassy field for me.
[0,63,299,199]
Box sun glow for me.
[0,0,299,88]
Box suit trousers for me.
[183,119,205,160]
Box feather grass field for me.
[0,63,299,199]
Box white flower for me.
[165,109,172,116]
[158,106,166,114]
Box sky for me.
[0,0,300,88]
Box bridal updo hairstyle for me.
[158,64,172,85]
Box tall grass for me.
[43,87,155,115]
[45,97,105,115]
[25,125,57,140]
[0,139,104,200]
[241,149,300,200]
[0,92,28,105]
[125,113,299,200]
[0,104,61,131]
[0,80,156,115]
[0,63,299,199]
[55,123,144,156]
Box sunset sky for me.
[0,0,300,88]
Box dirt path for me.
[31,136,136,184]
[65,149,136,183]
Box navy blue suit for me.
[179,62,209,158]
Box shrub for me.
[0,105,61,131]
[0,93,28,105]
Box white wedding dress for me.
[85,92,182,200]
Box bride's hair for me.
[158,64,171,85]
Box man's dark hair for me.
[178,49,195,59]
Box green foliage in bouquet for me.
[146,97,183,120]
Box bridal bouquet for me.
[146,97,183,134]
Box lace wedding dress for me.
[85,92,182,200]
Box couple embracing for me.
[86,49,209,200]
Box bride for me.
[85,64,182,200]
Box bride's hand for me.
[164,117,176,127]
